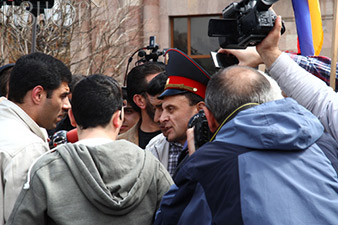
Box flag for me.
[292,0,323,56]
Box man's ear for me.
[133,94,146,109]
[202,105,219,133]
[112,110,123,129]
[191,101,205,115]
[196,101,205,111]
[31,85,45,104]
[68,109,77,127]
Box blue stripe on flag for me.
[292,0,315,56]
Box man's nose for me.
[159,111,168,123]
[62,97,71,110]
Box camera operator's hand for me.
[186,127,196,156]
[218,47,263,68]
[256,16,283,68]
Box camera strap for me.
[209,102,259,142]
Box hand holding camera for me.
[217,47,263,68]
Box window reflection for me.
[171,15,221,75]
[173,18,188,53]
[191,16,220,55]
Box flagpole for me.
[330,0,338,90]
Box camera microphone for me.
[49,128,78,149]
[66,128,78,143]
[138,50,146,57]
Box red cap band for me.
[165,76,206,98]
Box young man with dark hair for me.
[7,74,173,225]
[0,52,72,224]
[118,62,165,148]
[48,74,86,136]
[154,64,338,224]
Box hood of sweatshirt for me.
[214,98,324,150]
[56,139,157,215]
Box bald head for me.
[205,66,277,124]
[219,66,270,98]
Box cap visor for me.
[158,89,188,99]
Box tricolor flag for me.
[292,0,323,56]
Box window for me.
[170,15,221,75]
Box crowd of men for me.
[1,16,338,225]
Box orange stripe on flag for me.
[308,0,323,55]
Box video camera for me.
[208,0,285,49]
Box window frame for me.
[170,14,221,60]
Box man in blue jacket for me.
[154,64,338,224]
[220,16,338,142]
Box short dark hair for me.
[183,92,204,106]
[8,52,72,103]
[205,66,274,124]
[126,62,165,112]
[0,64,14,97]
[147,71,167,96]
[71,74,123,129]
[69,74,86,93]
[122,86,128,100]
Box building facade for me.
[0,0,335,79]
[138,0,335,75]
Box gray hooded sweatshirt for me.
[7,139,173,225]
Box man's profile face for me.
[141,72,161,122]
[147,93,166,134]
[38,82,71,129]
[160,94,198,145]
[147,94,163,124]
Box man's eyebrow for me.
[164,104,175,109]
[61,91,70,96]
